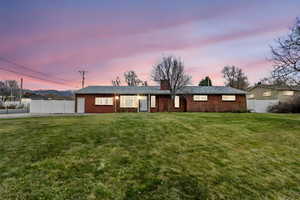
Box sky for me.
[0,0,299,90]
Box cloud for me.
[1,0,298,89]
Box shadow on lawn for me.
[123,169,208,200]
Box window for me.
[282,91,294,96]
[263,91,272,97]
[193,95,208,101]
[222,95,236,101]
[174,96,180,108]
[95,97,113,105]
[248,94,255,98]
[151,96,156,108]
[120,96,138,108]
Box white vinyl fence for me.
[30,100,75,114]
[247,100,279,113]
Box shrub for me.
[268,96,300,113]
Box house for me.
[75,80,246,113]
[247,85,300,102]
[247,84,300,113]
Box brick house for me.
[75,81,246,113]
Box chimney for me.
[160,80,170,90]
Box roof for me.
[75,86,246,95]
[248,84,300,92]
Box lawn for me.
[0,113,299,200]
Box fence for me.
[30,100,75,114]
[3,101,20,106]
[247,100,279,113]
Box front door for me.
[139,96,148,112]
[77,98,85,113]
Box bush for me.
[268,96,300,113]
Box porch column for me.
[148,94,150,112]
[114,94,119,113]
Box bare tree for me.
[0,80,20,100]
[0,81,7,97]
[222,66,249,90]
[151,56,191,98]
[270,18,300,85]
[124,70,143,86]
[258,77,289,86]
[112,76,121,86]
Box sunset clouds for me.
[0,0,299,89]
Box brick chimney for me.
[160,80,170,90]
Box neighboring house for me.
[75,80,246,113]
[247,84,300,113]
[247,85,300,102]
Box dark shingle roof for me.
[75,86,246,95]
[185,86,246,94]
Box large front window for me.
[120,95,138,108]
[95,97,113,105]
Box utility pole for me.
[78,70,88,88]
[19,78,23,102]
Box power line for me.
[78,70,88,88]
[0,56,72,83]
[0,66,75,87]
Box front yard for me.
[0,113,299,199]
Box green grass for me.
[0,113,299,200]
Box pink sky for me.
[0,0,299,90]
